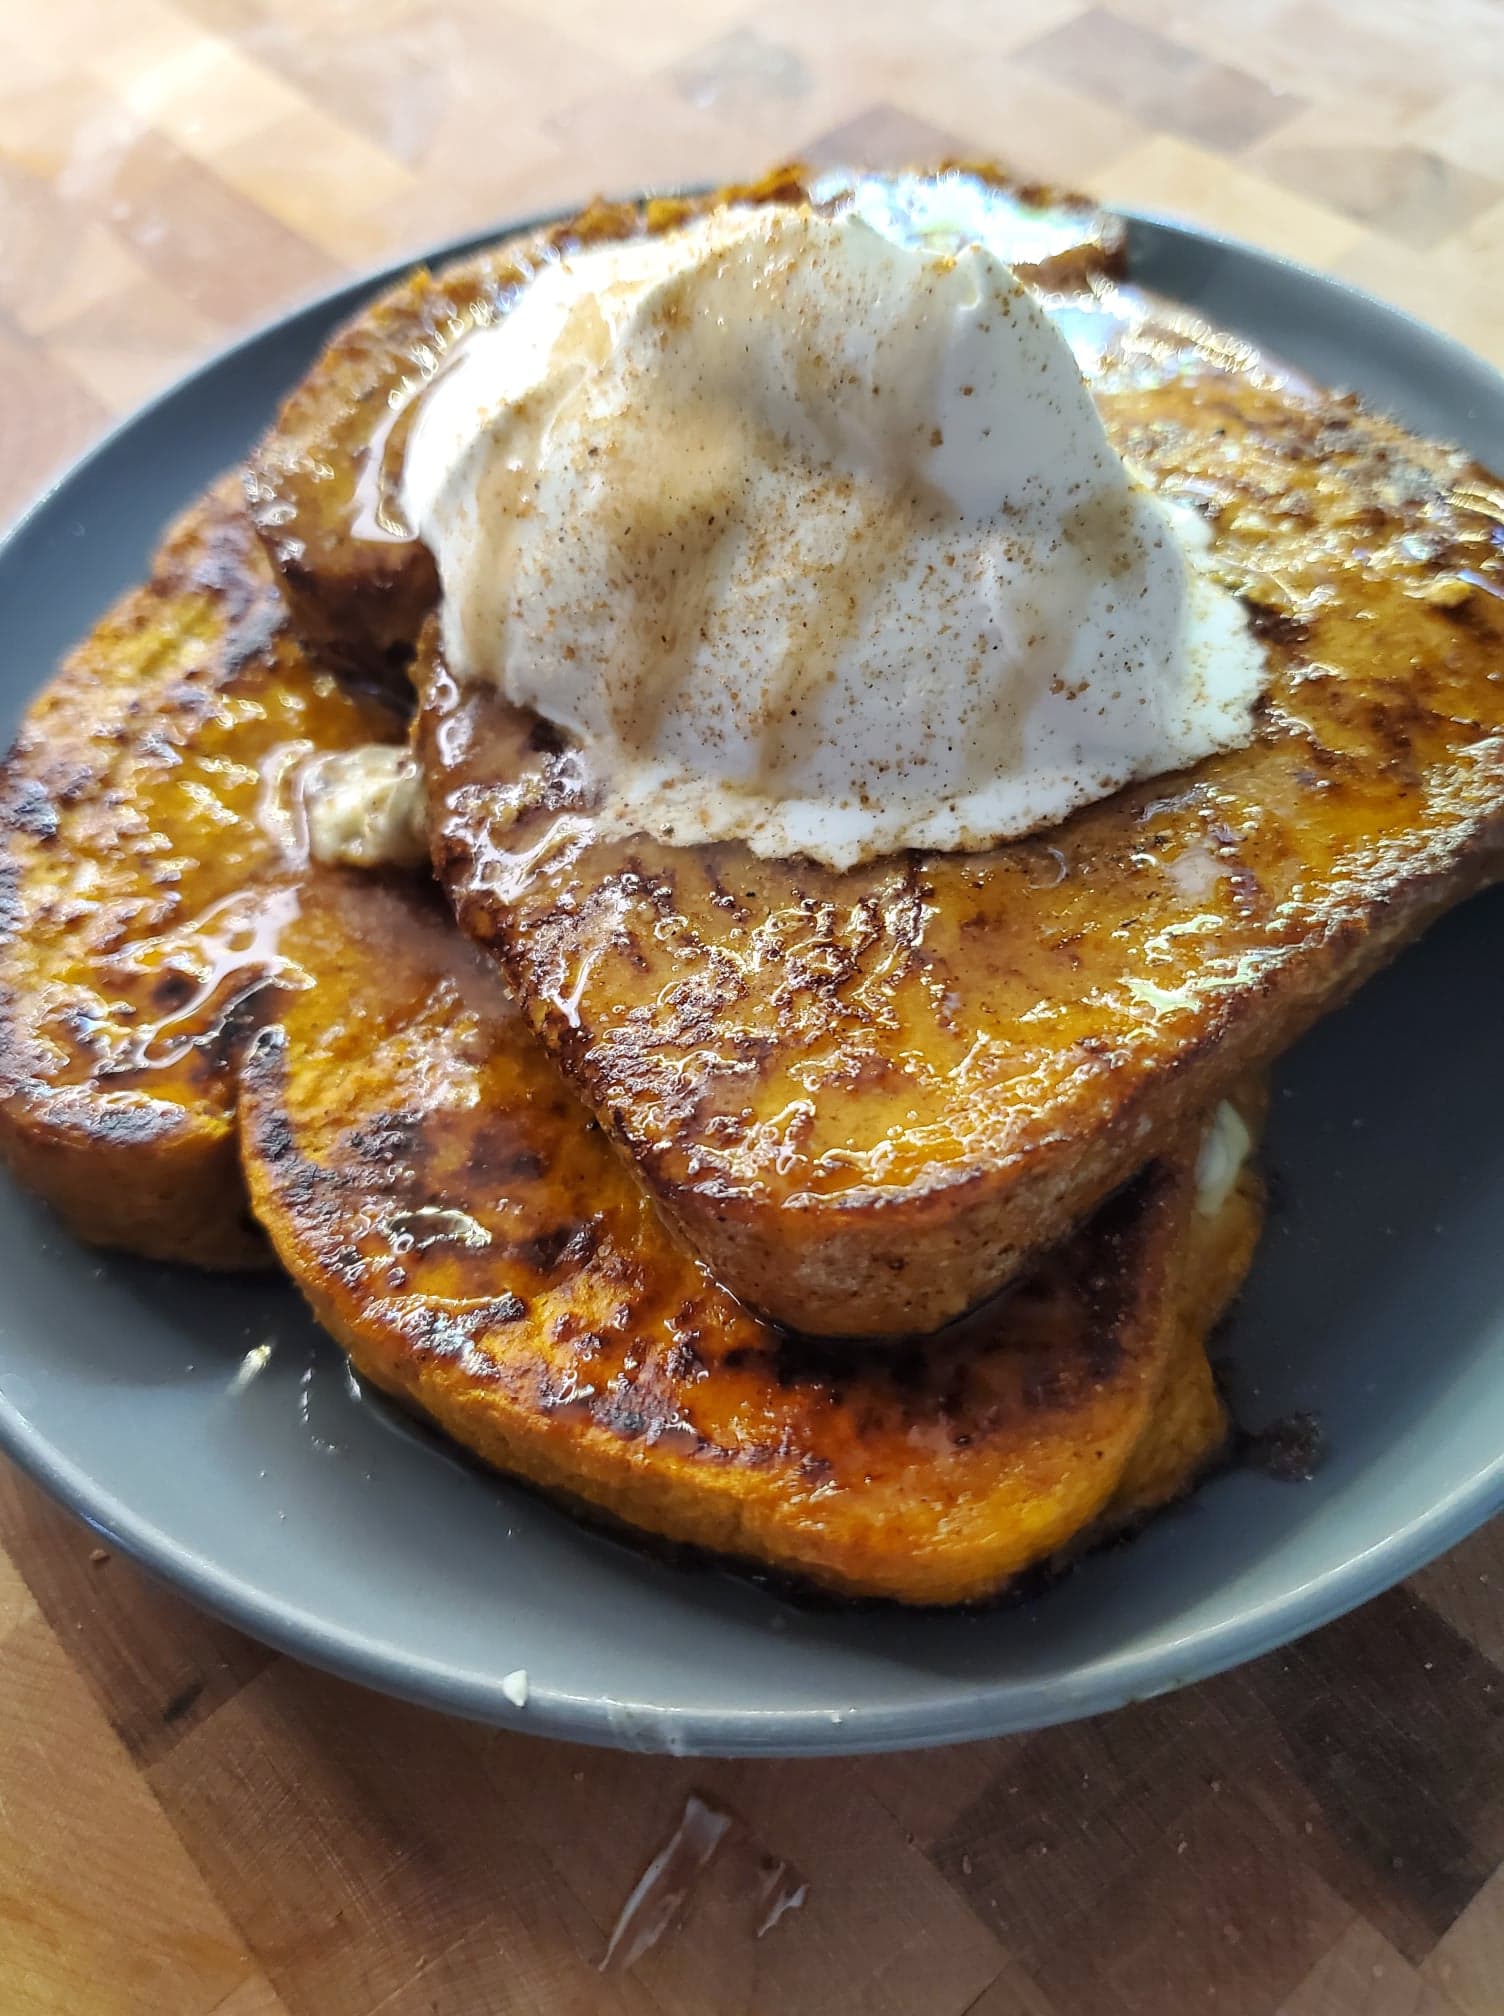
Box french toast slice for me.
[0,484,402,1265]
[244,163,1124,687]
[0,461,1254,1603]
[1108,1106,1259,1533]
[240,872,1258,1605]
[418,291,1504,1335]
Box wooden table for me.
[4,3,1504,2010]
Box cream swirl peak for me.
[402,206,1267,868]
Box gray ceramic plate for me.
[2,209,1503,1758]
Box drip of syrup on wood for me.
[753,1856,809,1938]
[599,1793,732,1972]
[599,1793,810,1971]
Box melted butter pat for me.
[1195,1100,1252,1217]
[304,745,427,871]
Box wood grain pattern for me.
[3,2,1504,2009]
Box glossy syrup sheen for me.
[242,874,1254,1605]
[0,484,402,1261]
[420,276,1504,1332]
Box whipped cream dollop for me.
[402,206,1268,868]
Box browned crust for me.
[240,876,1257,1605]
[417,310,1504,1335]
[0,484,401,1266]
[0,1082,261,1269]
[245,160,1124,686]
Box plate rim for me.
[3,193,1503,1757]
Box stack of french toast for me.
[3,164,1501,1606]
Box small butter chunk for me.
[1195,1100,1252,1217]
[304,745,427,871]
[501,1668,529,1708]
[1414,574,1473,609]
